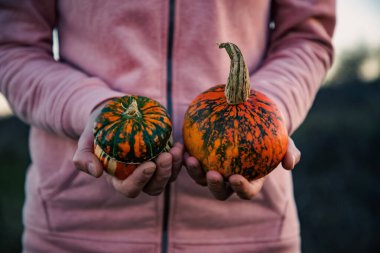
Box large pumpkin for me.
[94,96,173,180]
[183,42,288,181]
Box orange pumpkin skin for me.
[94,143,137,180]
[183,84,288,181]
[94,95,172,180]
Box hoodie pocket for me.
[37,160,81,201]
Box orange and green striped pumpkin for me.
[183,42,288,181]
[94,96,173,180]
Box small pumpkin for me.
[183,42,288,181]
[94,96,173,180]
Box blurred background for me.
[1,1,380,252]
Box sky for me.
[333,0,380,52]
[326,0,380,81]
[1,0,380,117]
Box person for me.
[0,0,335,252]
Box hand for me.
[107,143,184,198]
[184,138,301,201]
[72,101,184,198]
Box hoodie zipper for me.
[162,0,175,252]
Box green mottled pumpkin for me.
[94,96,173,179]
[183,42,288,181]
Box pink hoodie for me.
[0,0,335,252]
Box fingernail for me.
[160,160,171,168]
[233,180,242,187]
[292,155,296,168]
[88,163,96,176]
[208,179,220,185]
[143,166,155,176]
[296,151,301,163]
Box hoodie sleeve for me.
[250,0,336,134]
[0,0,124,138]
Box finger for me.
[229,175,265,200]
[112,161,156,198]
[282,138,301,170]
[207,170,233,201]
[184,153,207,186]
[105,173,113,185]
[73,123,103,178]
[169,142,184,182]
[143,153,173,195]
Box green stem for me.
[218,42,250,104]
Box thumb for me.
[282,138,301,170]
[73,122,103,178]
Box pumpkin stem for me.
[124,99,142,118]
[218,42,250,104]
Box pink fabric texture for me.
[0,0,335,252]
